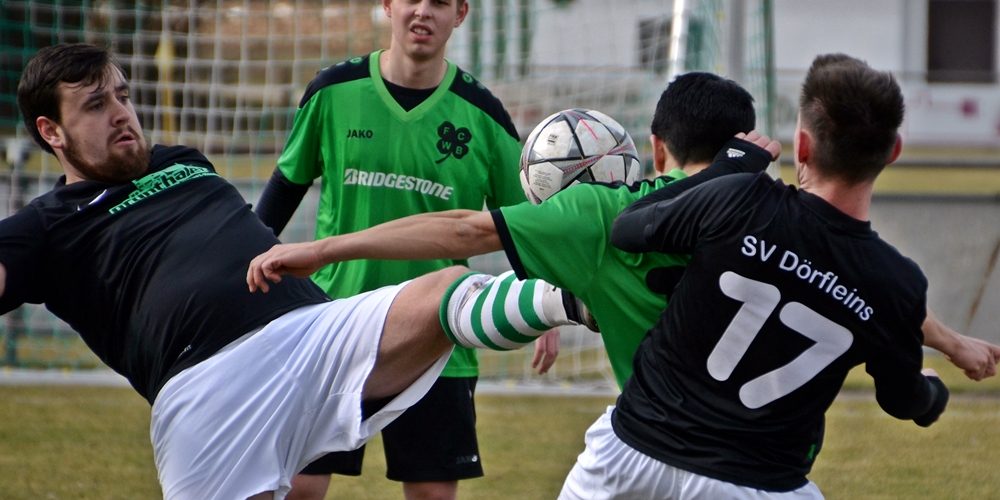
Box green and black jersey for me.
[492,139,777,389]
[277,51,525,377]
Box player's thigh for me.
[381,376,483,482]
[366,266,470,399]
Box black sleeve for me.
[254,169,311,237]
[621,137,772,216]
[911,376,949,427]
[0,207,45,314]
[609,138,771,253]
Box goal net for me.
[0,0,774,392]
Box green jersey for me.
[495,170,689,388]
[278,51,525,376]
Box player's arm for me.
[255,81,327,236]
[871,364,949,427]
[0,209,45,313]
[247,209,500,292]
[255,170,311,237]
[922,308,1000,380]
[868,304,950,427]
[611,171,759,257]
[621,131,779,216]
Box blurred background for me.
[0,0,997,391]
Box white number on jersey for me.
[707,271,854,409]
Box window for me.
[927,0,997,83]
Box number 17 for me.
[707,271,854,409]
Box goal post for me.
[0,0,775,390]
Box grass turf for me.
[0,353,998,499]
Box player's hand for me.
[246,241,326,293]
[531,329,560,375]
[736,130,781,161]
[943,335,1000,381]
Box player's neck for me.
[800,176,873,221]
[680,161,711,176]
[379,49,447,89]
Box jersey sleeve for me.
[612,173,758,255]
[276,89,327,184]
[494,184,613,291]
[620,138,772,218]
[0,207,46,313]
[254,169,311,237]
[864,281,949,426]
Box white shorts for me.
[558,406,824,500]
[150,283,451,500]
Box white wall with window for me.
[454,0,1000,146]
[773,0,999,145]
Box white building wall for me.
[451,0,1000,145]
[772,0,1000,145]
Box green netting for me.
[0,0,774,386]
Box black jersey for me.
[0,145,329,403]
[610,173,948,491]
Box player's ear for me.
[795,127,811,166]
[650,134,668,175]
[36,116,65,151]
[455,1,469,27]
[887,133,902,165]
[382,0,391,18]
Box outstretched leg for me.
[363,267,588,400]
[441,270,593,350]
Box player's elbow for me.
[610,213,646,253]
[876,375,949,427]
[447,212,501,255]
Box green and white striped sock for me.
[439,271,573,350]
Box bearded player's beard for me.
[63,128,151,184]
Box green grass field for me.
[1,354,999,499]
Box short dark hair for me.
[799,53,904,184]
[650,72,756,166]
[17,43,125,155]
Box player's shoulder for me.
[447,65,519,140]
[625,170,688,196]
[150,144,214,172]
[700,171,778,202]
[298,53,373,107]
[539,181,632,219]
[868,234,928,291]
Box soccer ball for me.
[520,108,641,204]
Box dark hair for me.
[17,43,125,155]
[799,53,903,183]
[650,72,756,166]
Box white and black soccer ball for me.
[519,108,641,204]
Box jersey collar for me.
[369,49,457,122]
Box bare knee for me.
[285,473,331,500]
[403,480,459,500]
[425,265,470,288]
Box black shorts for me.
[300,376,483,482]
